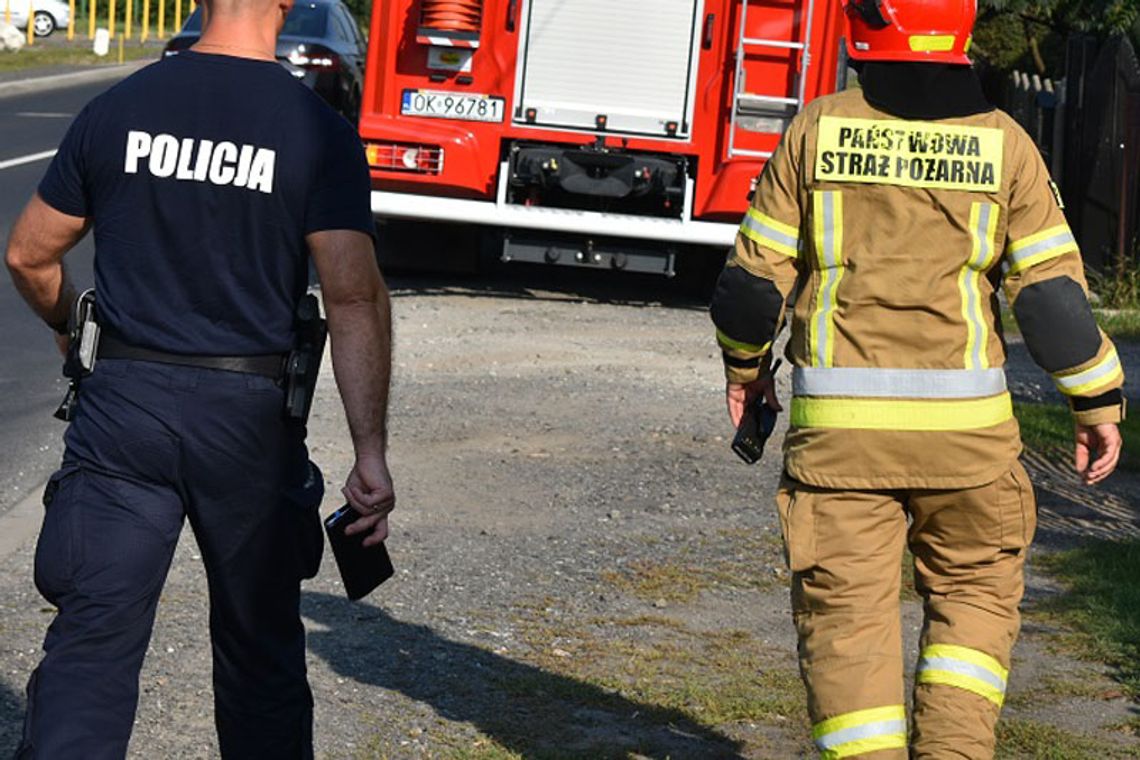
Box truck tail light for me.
[416,0,482,48]
[365,143,444,174]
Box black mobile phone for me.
[732,396,779,464]
[324,504,395,601]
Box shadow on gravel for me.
[303,591,747,759]
[0,680,25,757]
[383,264,715,312]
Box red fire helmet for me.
[842,0,977,65]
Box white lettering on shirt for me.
[149,134,179,178]
[122,130,276,194]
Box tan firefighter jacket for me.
[712,88,1125,490]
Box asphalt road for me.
[0,80,108,515]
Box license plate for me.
[401,90,505,123]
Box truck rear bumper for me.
[371,190,736,247]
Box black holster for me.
[283,294,327,424]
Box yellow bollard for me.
[68,0,74,39]
[141,0,148,40]
[124,0,131,39]
[156,0,163,37]
[88,0,95,39]
[108,0,114,37]
[173,0,179,34]
[26,0,34,44]
[5,0,10,27]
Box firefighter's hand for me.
[342,452,396,546]
[727,377,782,428]
[1075,422,1122,486]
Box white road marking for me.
[16,112,72,118]
[0,149,58,171]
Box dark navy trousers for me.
[17,359,324,759]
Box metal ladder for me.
[727,0,817,160]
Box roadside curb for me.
[0,60,152,100]
[0,481,45,560]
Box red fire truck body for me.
[359,0,847,275]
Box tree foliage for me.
[980,0,1138,36]
[973,0,1139,75]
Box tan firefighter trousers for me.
[776,462,1037,759]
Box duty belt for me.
[98,335,286,380]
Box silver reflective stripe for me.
[964,203,995,369]
[918,657,1007,692]
[815,192,841,368]
[742,212,798,251]
[1055,352,1121,391]
[816,719,908,750]
[793,367,1007,398]
[1009,229,1075,267]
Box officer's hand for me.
[342,453,396,547]
[726,377,782,428]
[1075,422,1122,486]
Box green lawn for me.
[1033,540,1140,699]
[1095,309,1140,341]
[0,42,158,73]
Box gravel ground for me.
[0,266,1135,758]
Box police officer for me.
[710,0,1124,755]
[3,0,394,753]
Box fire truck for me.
[358,0,847,277]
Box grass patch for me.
[600,530,783,605]
[1032,540,1140,698]
[996,718,1134,758]
[1004,675,1113,709]
[0,43,157,73]
[1014,401,1140,472]
[1096,309,1140,340]
[505,605,809,755]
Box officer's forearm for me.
[326,287,392,458]
[6,198,83,330]
[7,257,75,331]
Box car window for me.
[183,8,201,32]
[281,3,328,38]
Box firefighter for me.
[709,0,1125,755]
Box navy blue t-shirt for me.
[39,51,374,355]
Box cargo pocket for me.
[284,460,325,580]
[999,462,1037,551]
[34,467,83,605]
[776,476,817,573]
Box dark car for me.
[163,0,367,123]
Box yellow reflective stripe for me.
[1054,347,1123,396]
[747,207,799,239]
[791,393,1013,431]
[716,329,770,355]
[812,705,906,739]
[918,669,1005,706]
[922,644,1008,680]
[960,202,999,369]
[809,191,844,368]
[917,643,1008,707]
[820,734,908,760]
[909,34,956,52]
[1006,224,1078,274]
[740,208,799,258]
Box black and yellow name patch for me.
[814,116,1004,193]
